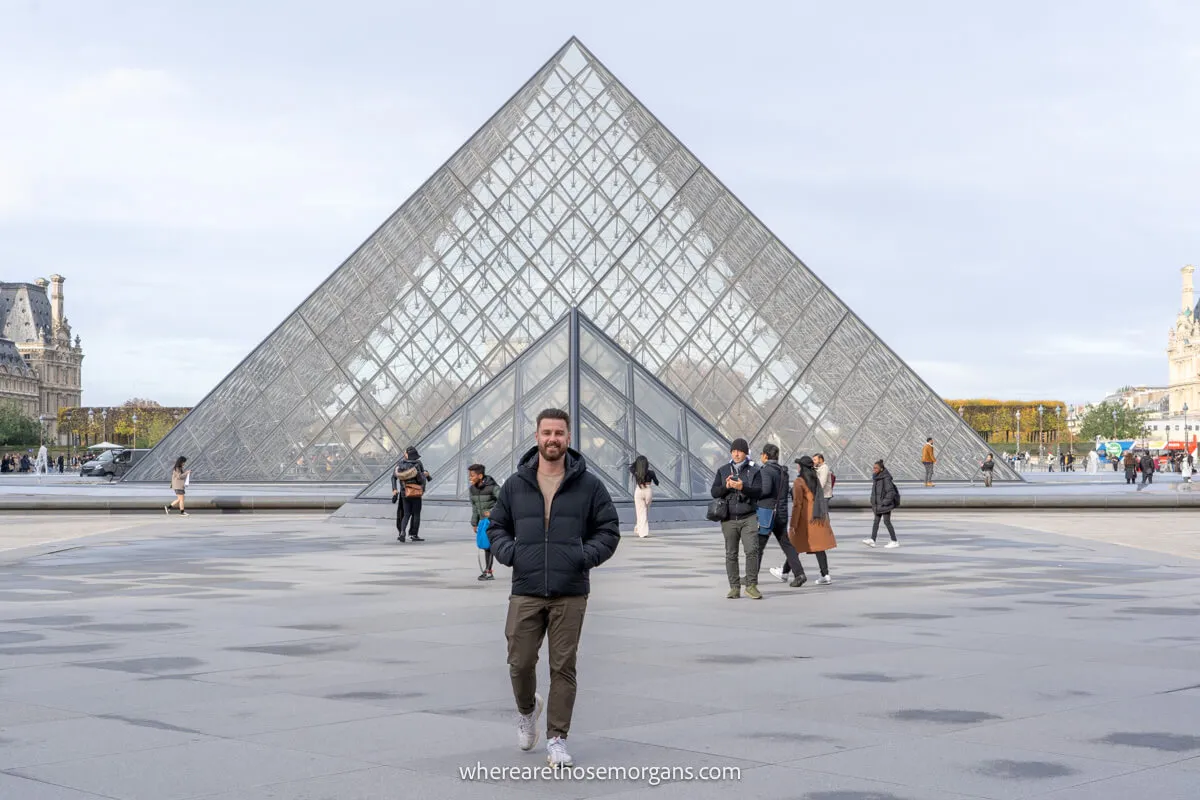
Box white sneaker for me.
[517,693,543,751]
[884,541,899,549]
[179,511,189,517]
[164,505,170,515]
[862,539,876,547]
[769,567,787,582]
[816,574,832,585]
[547,736,573,767]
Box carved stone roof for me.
[0,283,53,345]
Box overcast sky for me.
[1,0,1197,408]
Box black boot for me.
[789,573,808,588]
[409,535,425,542]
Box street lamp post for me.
[1112,408,1118,440]
[1037,404,1045,468]
[1015,409,1021,472]
[87,409,94,448]
[1184,403,1190,456]
[102,409,108,444]
[132,413,138,449]
[1055,406,1062,468]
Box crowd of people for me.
[0,450,71,474]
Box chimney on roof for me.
[49,274,64,330]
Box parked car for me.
[80,448,148,479]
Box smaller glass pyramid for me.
[358,309,731,501]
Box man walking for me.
[487,408,620,768]
[981,453,996,487]
[1137,451,1156,490]
[711,438,762,599]
[755,445,805,588]
[921,437,936,486]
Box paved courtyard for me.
[2,511,1200,799]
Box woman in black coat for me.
[865,460,900,548]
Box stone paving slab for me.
[1,513,1200,798]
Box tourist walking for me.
[629,455,658,538]
[1137,451,1156,490]
[469,463,501,581]
[790,455,836,583]
[56,454,64,474]
[164,456,190,516]
[392,446,429,542]
[486,408,620,768]
[1123,450,1138,485]
[711,437,762,599]
[772,452,833,584]
[1183,453,1194,485]
[981,453,996,487]
[865,459,900,547]
[753,445,804,588]
[921,437,936,486]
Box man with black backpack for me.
[755,444,807,588]
[710,438,762,599]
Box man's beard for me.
[538,442,566,462]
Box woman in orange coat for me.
[789,455,836,584]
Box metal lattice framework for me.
[125,38,1018,485]
[359,310,733,501]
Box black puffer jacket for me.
[754,461,789,518]
[870,468,899,513]
[487,447,620,598]
[710,459,761,519]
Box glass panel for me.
[465,414,517,485]
[519,369,569,432]
[579,324,628,393]
[468,371,516,440]
[519,319,570,388]
[424,467,459,499]
[579,412,631,496]
[633,411,685,497]
[686,414,729,473]
[632,370,682,438]
[581,369,629,438]
[414,414,463,478]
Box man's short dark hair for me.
[468,464,485,474]
[927,437,933,443]
[762,443,779,460]
[536,408,570,428]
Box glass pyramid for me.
[359,309,731,500]
[124,38,1018,485]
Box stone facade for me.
[0,275,84,443]
[1168,265,1200,415]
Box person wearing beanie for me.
[711,437,763,598]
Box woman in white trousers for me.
[629,455,659,538]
